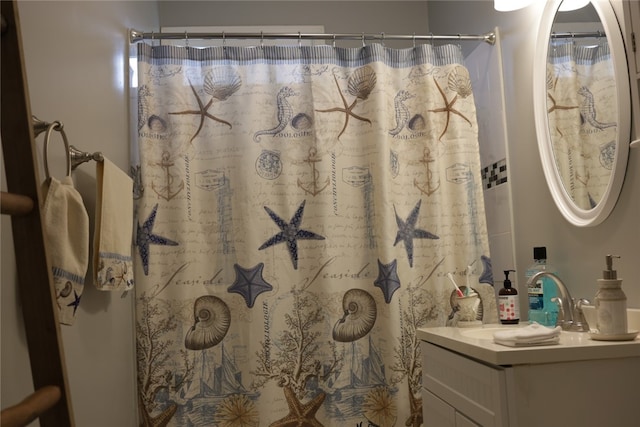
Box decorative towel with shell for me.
[41,176,89,325]
[93,158,134,291]
[493,322,561,347]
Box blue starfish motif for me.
[393,200,439,268]
[478,255,494,285]
[67,290,81,315]
[136,204,179,275]
[258,200,325,270]
[374,258,401,303]
[228,263,273,308]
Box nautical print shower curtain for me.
[134,40,495,427]
[546,40,617,210]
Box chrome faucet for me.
[526,271,590,332]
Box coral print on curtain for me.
[134,39,496,427]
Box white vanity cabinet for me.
[418,327,640,427]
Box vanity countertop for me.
[417,324,640,366]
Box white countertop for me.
[417,323,640,366]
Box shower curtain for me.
[546,40,617,209]
[134,40,495,427]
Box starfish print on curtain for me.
[428,71,473,141]
[136,203,179,275]
[269,386,325,427]
[393,200,439,268]
[227,262,273,308]
[315,67,375,140]
[374,258,401,303]
[258,200,325,270]
[169,68,241,143]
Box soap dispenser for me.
[499,270,519,325]
[594,255,627,335]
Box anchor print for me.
[413,147,440,196]
[297,147,330,196]
[151,150,184,201]
[315,67,375,140]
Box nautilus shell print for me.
[447,67,472,99]
[348,66,377,101]
[204,67,242,101]
[184,295,231,350]
[332,289,377,342]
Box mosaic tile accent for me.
[482,158,508,190]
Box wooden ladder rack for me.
[1,0,74,425]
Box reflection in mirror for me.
[534,0,630,227]
[546,1,613,210]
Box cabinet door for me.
[421,342,509,427]
[422,389,455,427]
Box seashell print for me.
[147,115,167,132]
[291,113,313,130]
[447,67,472,99]
[184,295,231,350]
[59,281,73,298]
[347,66,377,101]
[408,114,426,131]
[333,288,377,342]
[203,67,242,101]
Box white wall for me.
[466,29,515,297]
[427,0,639,312]
[1,1,158,425]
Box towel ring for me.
[43,121,71,179]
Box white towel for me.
[493,322,561,347]
[41,176,89,325]
[93,158,134,291]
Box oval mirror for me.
[534,0,630,227]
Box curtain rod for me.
[129,29,496,45]
[551,31,605,39]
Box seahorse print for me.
[578,86,616,130]
[253,86,296,142]
[389,90,414,136]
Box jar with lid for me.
[594,255,627,335]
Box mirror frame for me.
[533,0,631,227]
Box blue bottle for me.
[525,247,558,326]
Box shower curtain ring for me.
[430,32,434,46]
[413,32,416,49]
[362,33,365,47]
[184,31,189,47]
[381,32,385,47]
[298,31,302,48]
[261,31,264,49]
[222,31,226,50]
[332,34,336,48]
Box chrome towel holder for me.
[32,116,103,179]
